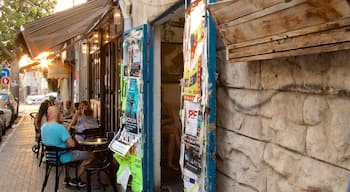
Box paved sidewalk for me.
[0,109,116,192]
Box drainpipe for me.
[119,0,132,31]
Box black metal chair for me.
[41,145,80,192]
[30,112,41,158]
[85,147,118,192]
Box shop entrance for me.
[158,5,185,191]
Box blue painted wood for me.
[206,0,217,191]
[145,24,155,192]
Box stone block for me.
[295,53,331,88]
[326,50,350,91]
[216,172,234,192]
[271,92,306,124]
[218,60,260,89]
[271,116,307,153]
[303,95,329,126]
[267,173,300,192]
[328,98,350,164]
[261,58,295,90]
[306,124,338,166]
[264,144,349,192]
[217,128,267,191]
[217,89,275,141]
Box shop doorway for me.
[158,5,185,191]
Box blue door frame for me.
[206,0,216,191]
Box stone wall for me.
[131,0,179,26]
[216,37,350,191]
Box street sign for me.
[1,77,10,86]
[1,68,10,77]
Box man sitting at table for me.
[41,106,94,188]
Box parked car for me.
[25,94,45,105]
[0,113,4,142]
[0,91,18,119]
[0,108,12,129]
[26,92,58,105]
[44,92,58,101]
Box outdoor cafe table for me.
[78,138,108,146]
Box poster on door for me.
[181,1,206,192]
[111,28,144,159]
[183,101,202,174]
[183,0,205,102]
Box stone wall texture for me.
[216,37,350,191]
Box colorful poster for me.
[183,0,205,101]
[125,77,140,119]
[183,168,199,192]
[185,101,200,136]
[181,1,206,191]
[182,102,203,174]
[114,153,143,192]
[183,134,201,174]
[114,27,144,191]
[130,42,142,77]
[108,128,140,156]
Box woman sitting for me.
[35,100,50,140]
[74,108,99,141]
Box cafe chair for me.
[85,148,118,192]
[41,145,80,192]
[30,112,41,159]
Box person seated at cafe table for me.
[68,100,90,131]
[63,100,74,119]
[74,108,99,141]
[41,106,94,188]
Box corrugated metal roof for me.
[21,0,112,57]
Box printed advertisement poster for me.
[112,28,144,158]
[185,101,200,136]
[108,128,140,156]
[183,0,205,101]
[183,168,199,192]
[183,134,201,174]
[125,77,140,119]
[128,41,142,77]
[114,153,143,192]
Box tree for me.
[0,0,56,62]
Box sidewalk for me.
[0,109,116,192]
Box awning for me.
[47,59,70,79]
[208,0,350,62]
[20,0,112,58]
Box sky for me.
[55,0,87,12]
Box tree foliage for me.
[0,0,56,62]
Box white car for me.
[25,95,45,105]
[44,92,58,101]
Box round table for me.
[78,138,108,146]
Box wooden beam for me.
[220,0,350,43]
[207,0,280,26]
[228,17,350,50]
[228,26,350,59]
[229,41,350,63]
